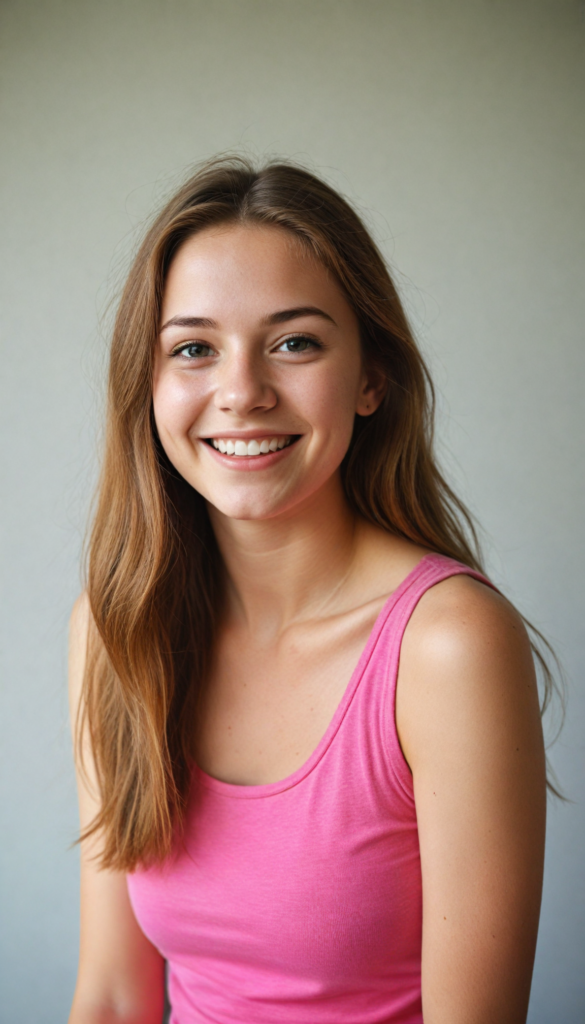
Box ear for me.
[355,367,387,417]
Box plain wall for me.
[1,1,583,1020]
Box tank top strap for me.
[360,552,498,804]
[383,552,496,633]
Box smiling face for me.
[153,223,383,522]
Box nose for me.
[214,346,277,418]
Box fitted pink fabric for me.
[127,554,492,1023]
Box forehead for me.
[161,223,354,326]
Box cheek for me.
[295,362,362,437]
[152,374,204,446]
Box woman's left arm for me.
[398,575,547,1024]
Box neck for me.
[208,474,360,637]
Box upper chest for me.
[195,598,390,786]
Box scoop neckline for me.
[194,552,436,800]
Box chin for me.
[204,491,291,523]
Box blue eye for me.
[174,342,214,359]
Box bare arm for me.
[398,576,546,1024]
[68,594,166,1024]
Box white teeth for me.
[210,436,293,457]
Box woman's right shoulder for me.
[70,589,91,631]
[68,591,91,713]
[68,592,102,808]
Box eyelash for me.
[274,334,322,353]
[171,334,323,359]
[171,342,215,359]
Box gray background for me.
[1,1,583,1020]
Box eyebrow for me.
[262,306,337,327]
[160,315,217,330]
[160,306,336,332]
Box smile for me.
[206,436,296,457]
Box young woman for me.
[68,158,548,1024]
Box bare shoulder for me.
[397,573,543,774]
[405,572,531,665]
[68,591,91,714]
[68,592,97,792]
[70,589,91,644]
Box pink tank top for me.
[127,554,491,1023]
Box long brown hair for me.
[79,156,561,870]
